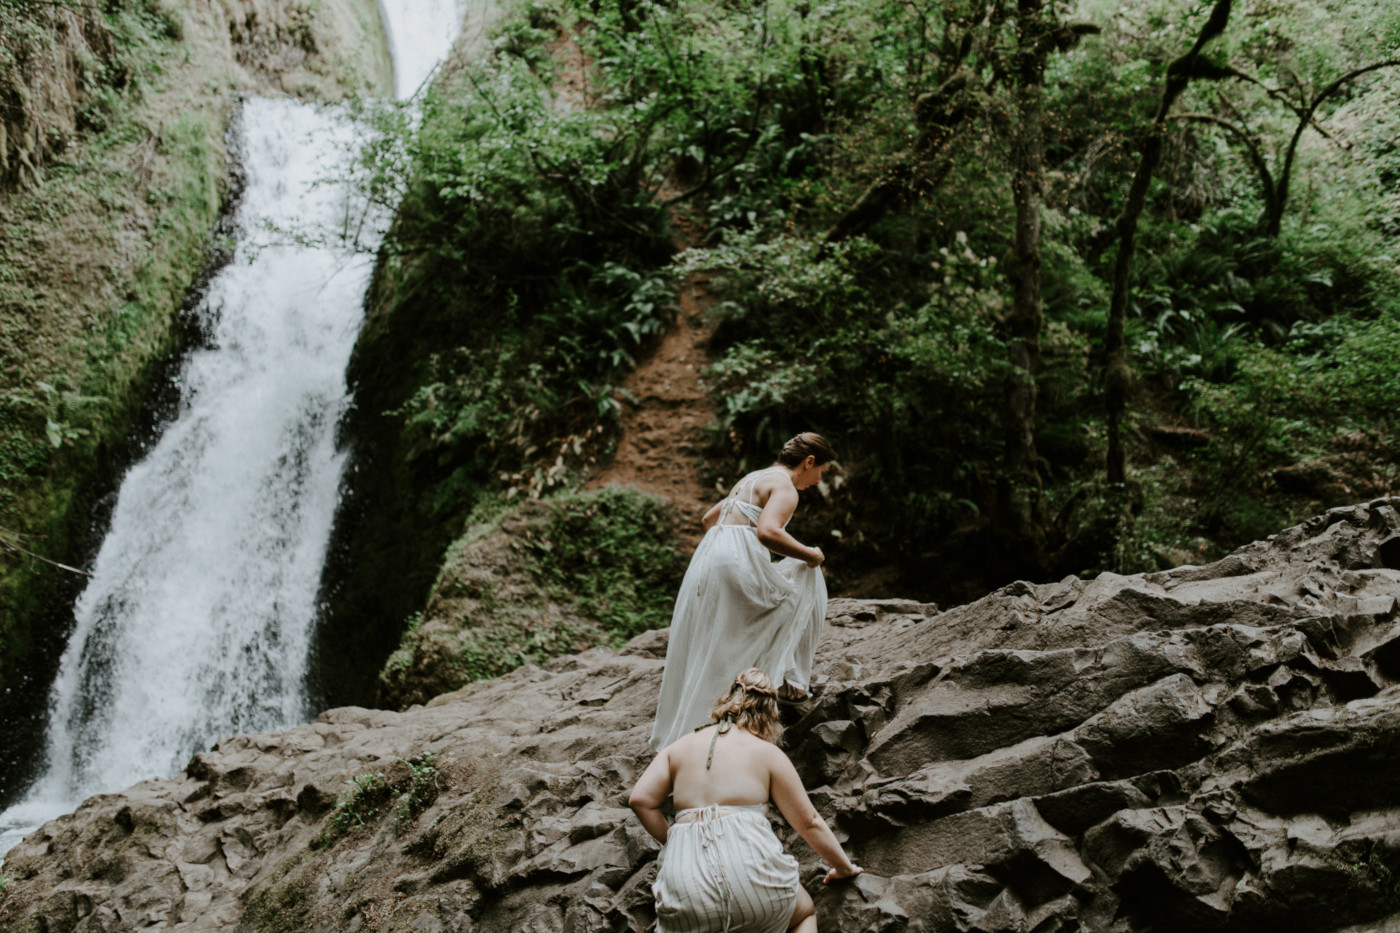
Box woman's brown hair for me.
[709,668,783,744]
[777,432,836,467]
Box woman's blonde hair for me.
[709,668,783,744]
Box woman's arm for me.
[701,499,724,530]
[755,483,824,566]
[768,750,860,881]
[628,750,674,845]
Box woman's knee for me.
[788,885,815,931]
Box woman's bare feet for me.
[777,682,807,702]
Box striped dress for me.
[654,804,800,933]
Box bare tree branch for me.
[0,529,93,578]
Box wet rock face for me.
[4,500,1400,932]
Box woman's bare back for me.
[669,725,778,810]
[713,468,790,525]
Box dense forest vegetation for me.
[3,0,1397,721]
[336,0,1400,631]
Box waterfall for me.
[381,0,468,100]
[0,0,465,859]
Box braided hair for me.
[708,668,783,744]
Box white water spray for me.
[1,1,465,859]
[381,0,467,99]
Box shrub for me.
[314,753,441,848]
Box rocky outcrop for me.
[4,499,1400,931]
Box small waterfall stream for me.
[0,0,465,859]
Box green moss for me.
[526,486,690,641]
[312,753,442,849]
[1342,840,1400,918]
[239,849,317,933]
[313,770,391,847]
[424,777,506,885]
[0,55,230,700]
[376,487,687,706]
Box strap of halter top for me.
[705,717,733,769]
[743,466,782,503]
[719,469,774,525]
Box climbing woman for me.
[650,432,835,751]
[630,669,862,932]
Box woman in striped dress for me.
[630,669,862,932]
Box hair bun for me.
[778,432,836,467]
[710,668,783,743]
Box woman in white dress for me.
[631,669,862,933]
[649,433,834,751]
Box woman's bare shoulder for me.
[673,725,727,756]
[754,467,795,497]
[733,729,786,758]
[672,726,711,748]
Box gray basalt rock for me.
[4,499,1400,931]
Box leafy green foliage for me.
[314,753,442,848]
[375,488,686,703]
[525,486,689,641]
[345,0,1400,608]
[688,231,1014,540]
[319,770,391,843]
[386,266,676,503]
[393,754,442,827]
[347,29,684,500]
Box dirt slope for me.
[587,261,717,543]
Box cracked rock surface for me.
[3,499,1400,931]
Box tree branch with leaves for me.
[1103,0,1235,486]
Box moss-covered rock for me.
[239,848,318,933]
[377,487,688,709]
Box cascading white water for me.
[381,0,468,99]
[0,0,465,859]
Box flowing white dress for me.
[650,471,827,750]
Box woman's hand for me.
[823,864,863,884]
[805,547,824,568]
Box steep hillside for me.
[320,0,1400,717]
[4,500,1398,931]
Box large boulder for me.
[3,499,1400,931]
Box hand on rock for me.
[823,864,862,884]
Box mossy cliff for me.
[312,4,676,709]
[376,487,688,710]
[0,0,390,797]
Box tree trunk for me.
[1000,0,1049,542]
[1104,0,1234,484]
[1264,58,1400,238]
